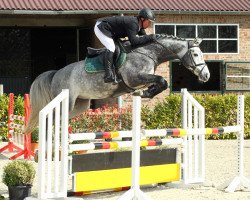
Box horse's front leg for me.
[135,74,168,98]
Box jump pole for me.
[118,95,151,200]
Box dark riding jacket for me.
[97,16,154,47]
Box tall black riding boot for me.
[104,50,115,83]
[111,63,122,85]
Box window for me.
[176,25,196,38]
[226,62,250,91]
[155,24,239,54]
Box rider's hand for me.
[151,34,161,42]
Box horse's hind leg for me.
[69,98,91,119]
[136,74,168,98]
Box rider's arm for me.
[127,22,154,47]
[138,28,146,36]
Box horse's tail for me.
[23,70,57,134]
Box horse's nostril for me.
[205,74,210,81]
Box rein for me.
[132,49,158,66]
[132,39,176,65]
[155,38,206,78]
[155,39,176,55]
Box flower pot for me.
[8,185,32,200]
[31,142,39,152]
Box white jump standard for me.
[36,89,250,199]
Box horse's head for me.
[153,35,210,83]
[181,38,210,82]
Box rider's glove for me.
[151,34,161,42]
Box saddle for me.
[84,40,131,73]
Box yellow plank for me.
[75,163,180,192]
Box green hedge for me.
[0,94,24,140]
[141,95,182,130]
[69,93,250,139]
[142,93,250,139]
[1,93,249,140]
[69,105,132,133]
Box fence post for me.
[118,95,151,200]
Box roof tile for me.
[0,0,249,12]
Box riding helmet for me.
[138,8,156,22]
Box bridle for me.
[133,38,178,65]
[181,46,207,77]
[133,38,207,77]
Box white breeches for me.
[94,21,116,53]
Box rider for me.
[94,8,156,84]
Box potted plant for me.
[31,128,39,152]
[2,160,36,200]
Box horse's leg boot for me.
[141,85,162,98]
[104,50,115,83]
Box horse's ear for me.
[189,38,202,47]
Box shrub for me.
[0,94,9,140]
[195,94,238,139]
[1,93,250,140]
[141,93,250,139]
[2,160,36,186]
[69,104,132,133]
[245,95,250,139]
[31,128,39,143]
[141,94,181,129]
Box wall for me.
[0,13,249,108]
[121,14,250,108]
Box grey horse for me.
[24,35,210,133]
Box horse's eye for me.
[194,53,198,56]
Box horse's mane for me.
[120,34,187,53]
[155,34,186,42]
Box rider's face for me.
[142,19,152,29]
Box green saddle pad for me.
[85,52,126,73]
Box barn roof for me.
[0,0,249,15]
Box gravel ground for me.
[0,140,250,200]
